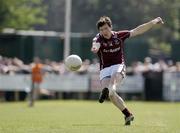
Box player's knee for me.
[108,89,116,98]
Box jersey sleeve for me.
[117,30,130,41]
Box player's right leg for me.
[99,67,111,103]
[29,82,35,107]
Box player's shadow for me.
[72,124,120,127]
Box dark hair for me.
[96,16,112,30]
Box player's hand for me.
[91,47,99,53]
[152,17,164,25]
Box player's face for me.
[99,24,112,39]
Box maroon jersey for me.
[93,31,130,70]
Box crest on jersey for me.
[101,42,107,47]
[114,39,120,45]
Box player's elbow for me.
[130,30,137,37]
[130,29,143,37]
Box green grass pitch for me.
[0,100,180,133]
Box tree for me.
[0,0,47,30]
[71,0,179,57]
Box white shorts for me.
[100,64,126,80]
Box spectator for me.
[143,57,154,72]
[153,59,168,72]
[176,62,180,72]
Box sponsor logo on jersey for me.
[103,47,121,53]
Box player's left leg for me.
[108,65,134,125]
[108,73,127,110]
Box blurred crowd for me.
[128,57,180,74]
[0,55,180,75]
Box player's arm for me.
[130,17,164,37]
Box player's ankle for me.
[122,108,131,117]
